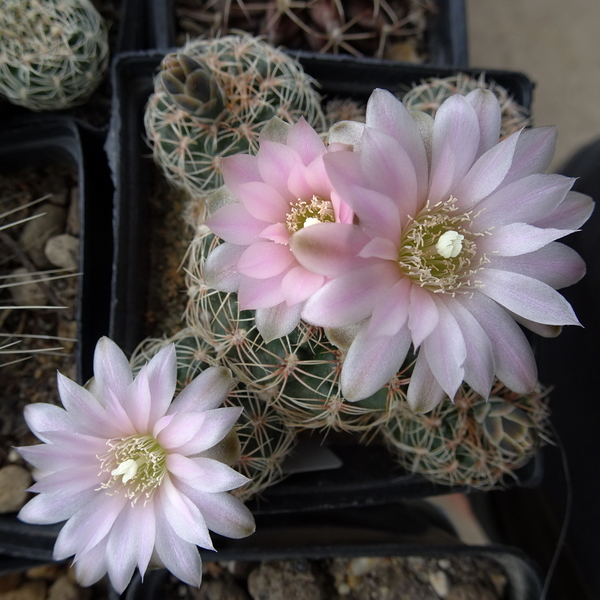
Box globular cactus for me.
[130,328,297,501]
[381,380,550,490]
[0,0,109,111]
[402,73,531,138]
[184,227,403,433]
[144,34,325,201]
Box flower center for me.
[397,197,487,293]
[98,435,167,504]
[286,195,334,234]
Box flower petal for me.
[255,302,303,342]
[73,538,109,588]
[92,337,133,407]
[480,268,580,325]
[237,271,287,310]
[502,126,557,186]
[18,487,97,525]
[23,403,74,443]
[206,203,268,245]
[237,241,295,279]
[280,266,325,306]
[168,367,232,414]
[204,242,245,293]
[341,322,411,401]
[167,454,250,493]
[235,181,290,223]
[407,285,440,348]
[532,190,594,230]
[257,140,301,199]
[146,344,177,425]
[465,89,502,159]
[29,463,104,495]
[368,277,411,337]
[286,117,327,165]
[480,223,575,256]
[406,352,447,413]
[221,153,261,190]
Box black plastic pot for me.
[121,502,543,600]
[106,49,538,515]
[150,0,469,66]
[0,116,113,565]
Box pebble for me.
[197,579,250,600]
[438,559,451,570]
[429,570,450,598]
[47,575,89,600]
[44,234,79,270]
[247,561,327,600]
[0,465,32,513]
[66,187,79,236]
[349,557,382,577]
[446,583,497,600]
[19,203,67,269]
[0,580,46,600]
[26,565,63,581]
[8,268,48,307]
[0,574,21,594]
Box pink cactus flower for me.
[204,117,356,341]
[17,337,254,593]
[292,89,593,411]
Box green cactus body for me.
[381,380,550,490]
[0,0,109,111]
[402,73,531,139]
[144,35,325,200]
[129,328,297,501]
[184,228,402,433]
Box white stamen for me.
[111,459,140,484]
[436,230,464,258]
[303,217,321,228]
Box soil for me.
[0,164,79,466]
[159,555,509,600]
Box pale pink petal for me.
[366,88,429,202]
[29,464,104,495]
[18,487,97,525]
[358,128,418,218]
[237,241,295,279]
[172,407,244,456]
[322,150,369,202]
[479,223,575,256]
[465,89,502,159]
[168,367,232,414]
[157,476,214,549]
[422,299,466,399]
[367,277,411,337]
[301,263,399,328]
[331,189,354,224]
[281,265,325,305]
[459,293,537,393]
[204,242,245,293]
[358,237,398,261]
[406,352,446,413]
[221,153,261,190]
[429,95,480,203]
[287,163,317,201]
[473,174,574,231]
[257,139,301,199]
[92,337,133,406]
[480,268,580,325]
[286,117,327,165]
[502,126,557,186]
[491,242,586,289]
[238,271,287,309]
[341,322,411,401]
[154,514,203,587]
[23,403,74,443]
[156,412,206,449]
[17,440,102,472]
[532,190,595,230]
[206,203,268,244]
[180,486,255,539]
[167,455,250,493]
[446,297,495,398]
[453,129,521,208]
[407,285,440,348]
[73,538,109,588]
[236,181,290,223]
[255,302,303,342]
[53,492,128,559]
[146,344,177,425]
[509,312,562,338]
[290,222,371,277]
[259,222,291,244]
[124,365,153,433]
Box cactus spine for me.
[0,0,109,111]
[144,35,325,200]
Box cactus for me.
[402,73,531,138]
[144,34,325,201]
[381,380,550,489]
[130,328,297,501]
[0,0,109,111]
[183,227,403,433]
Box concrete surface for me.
[466,0,600,170]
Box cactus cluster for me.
[0,0,109,111]
[381,380,550,489]
[402,73,531,138]
[144,35,325,201]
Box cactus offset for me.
[402,73,531,138]
[381,380,550,489]
[144,35,325,200]
[0,0,109,111]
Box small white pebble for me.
[429,570,450,598]
[350,557,381,576]
[438,558,451,570]
[337,583,351,596]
